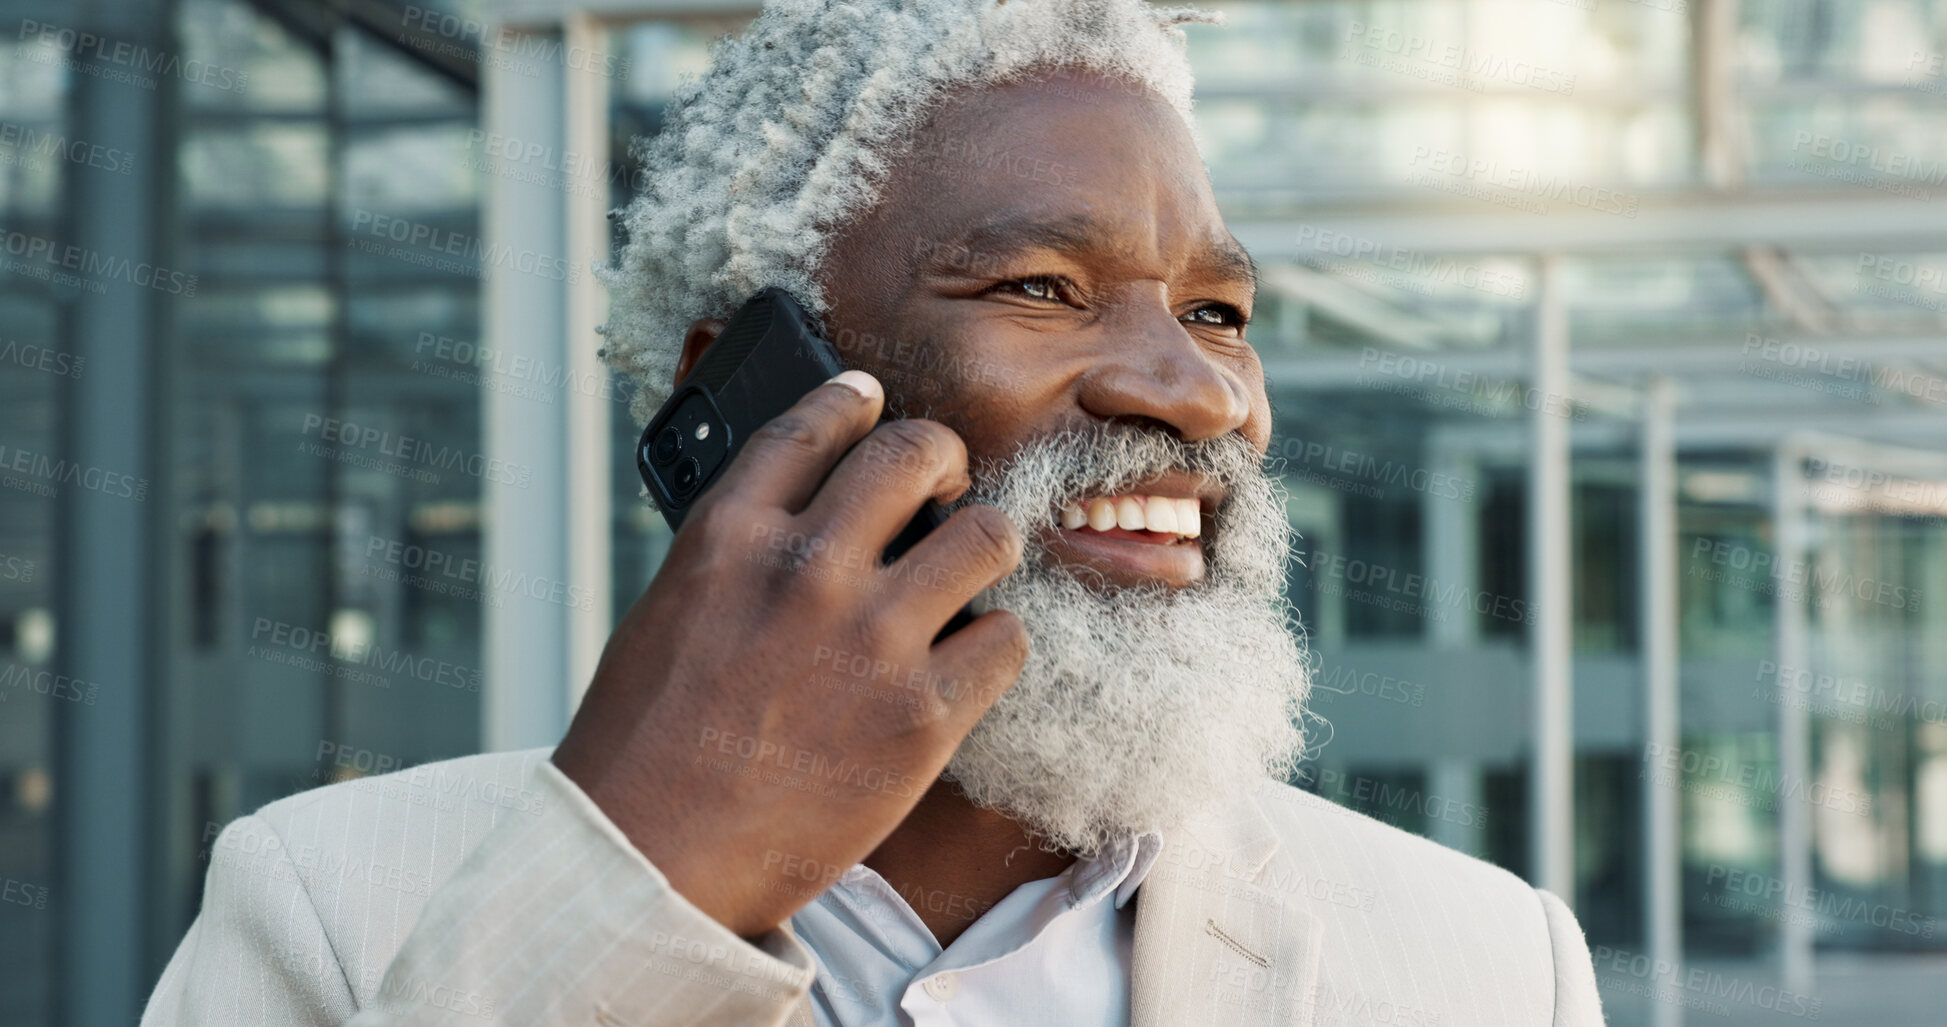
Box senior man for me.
[144,0,1605,1024]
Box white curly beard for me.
[943,423,1311,857]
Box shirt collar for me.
[830,827,1165,915]
[1068,830,1164,911]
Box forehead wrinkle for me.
[939,210,1258,296]
[947,210,1118,260]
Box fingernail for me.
[829,369,882,402]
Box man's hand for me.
[552,370,1029,938]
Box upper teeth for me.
[1059,495,1201,538]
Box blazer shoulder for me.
[1246,776,1537,903]
[1234,778,1588,1024]
[201,746,558,1002]
[250,746,556,836]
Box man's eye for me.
[991,275,1068,302]
[1183,304,1247,327]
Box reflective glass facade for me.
[5,1,1947,1024]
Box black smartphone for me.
[636,288,982,636]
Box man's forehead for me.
[859,72,1253,290]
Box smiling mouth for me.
[1056,493,1204,545]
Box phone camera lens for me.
[671,457,702,496]
[651,426,683,465]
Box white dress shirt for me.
[790,832,1164,1026]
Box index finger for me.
[711,370,885,513]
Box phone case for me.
[636,288,980,634]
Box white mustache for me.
[956,422,1289,594]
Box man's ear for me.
[672,317,726,387]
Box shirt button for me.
[922,972,959,1001]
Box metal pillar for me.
[480,18,618,747]
[1640,377,1682,1027]
[54,1,170,1020]
[1424,439,1483,857]
[482,31,572,750]
[1425,440,1481,649]
[563,12,614,712]
[1771,443,1814,994]
[1528,254,1575,898]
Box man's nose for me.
[1074,296,1253,442]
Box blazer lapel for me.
[1129,789,1324,1027]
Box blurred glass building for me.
[3,0,1947,1024]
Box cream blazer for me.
[142,747,1606,1026]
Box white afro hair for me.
[597,0,1220,426]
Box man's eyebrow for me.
[939,213,1259,291]
[1202,237,1259,295]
